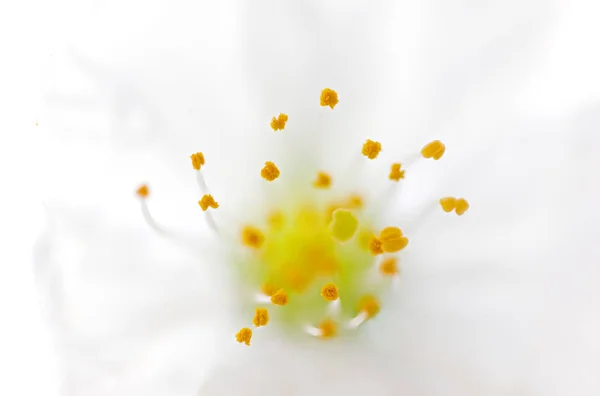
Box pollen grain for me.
[313,172,332,189]
[261,161,281,181]
[235,327,252,346]
[270,113,289,131]
[389,163,405,181]
[198,194,219,211]
[362,139,382,160]
[253,308,269,327]
[136,184,149,199]
[320,283,339,301]
[242,226,265,249]
[320,88,339,109]
[190,152,205,170]
[421,140,446,160]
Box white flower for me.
[35,1,600,396]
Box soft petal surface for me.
[30,1,600,396]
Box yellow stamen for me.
[252,308,269,327]
[261,161,281,182]
[136,184,149,198]
[261,282,279,297]
[319,319,337,338]
[320,283,339,301]
[379,226,409,253]
[330,209,359,242]
[439,197,457,213]
[242,226,265,249]
[358,295,380,319]
[389,163,405,181]
[368,236,384,255]
[320,88,339,109]
[455,198,470,216]
[380,257,399,276]
[362,139,382,160]
[198,194,219,211]
[270,113,289,131]
[313,171,332,189]
[235,327,252,346]
[190,152,205,170]
[421,140,446,160]
[270,289,289,306]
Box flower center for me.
[135,88,471,346]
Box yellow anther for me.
[320,283,339,301]
[252,308,269,327]
[330,209,359,242]
[368,236,384,255]
[313,171,332,188]
[362,139,382,160]
[136,184,149,199]
[261,161,280,182]
[242,226,265,249]
[389,163,405,181]
[320,88,339,109]
[319,319,337,338]
[261,282,279,297]
[455,198,470,216]
[380,257,399,276]
[358,295,380,319]
[379,226,409,253]
[190,152,205,170]
[267,211,285,230]
[198,194,219,211]
[421,140,446,160]
[235,327,252,346]
[439,197,457,213]
[270,289,289,306]
[270,113,289,131]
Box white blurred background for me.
[1,0,600,395]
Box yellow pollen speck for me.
[320,283,339,301]
[136,184,149,198]
[261,282,279,297]
[358,295,380,319]
[421,140,446,160]
[270,113,289,131]
[235,327,252,346]
[455,198,470,216]
[319,319,337,338]
[261,161,280,181]
[190,152,205,170]
[313,172,332,188]
[242,226,265,249]
[198,194,219,211]
[362,139,382,159]
[389,163,405,181]
[320,88,339,109]
[379,226,408,253]
[330,209,358,242]
[270,289,289,306]
[380,257,399,276]
[440,197,457,212]
[368,236,384,255]
[253,308,269,327]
